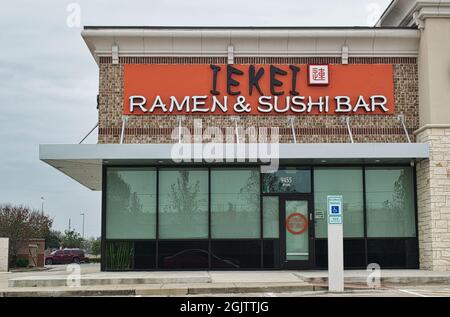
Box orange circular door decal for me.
[286,213,308,235]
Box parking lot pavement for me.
[11,263,100,276]
[2,266,450,297]
[0,263,100,289]
[42,263,100,275]
[393,286,450,297]
[142,286,450,297]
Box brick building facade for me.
[40,0,450,271]
[98,58,419,144]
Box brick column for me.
[416,127,450,271]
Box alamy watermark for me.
[66,3,81,28]
[66,263,81,287]
[366,263,381,288]
[169,119,281,173]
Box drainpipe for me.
[397,114,411,143]
[120,116,129,144]
[341,116,354,143]
[287,116,297,144]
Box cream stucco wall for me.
[418,18,450,126]
[416,17,450,271]
[416,128,450,271]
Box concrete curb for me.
[0,283,324,297]
[186,284,322,295]
[298,275,450,285]
[9,276,212,288]
[0,288,136,297]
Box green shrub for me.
[106,242,133,270]
[15,259,29,268]
[88,257,101,263]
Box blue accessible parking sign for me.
[327,195,343,224]
[331,205,340,214]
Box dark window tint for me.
[134,241,156,269]
[367,238,419,268]
[158,240,209,269]
[314,239,366,269]
[343,239,366,268]
[263,239,280,269]
[314,239,328,269]
[211,240,261,269]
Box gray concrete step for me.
[0,282,322,297]
[297,274,450,285]
[8,275,212,288]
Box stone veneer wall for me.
[416,127,450,271]
[0,238,9,272]
[97,57,419,144]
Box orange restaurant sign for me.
[123,64,395,115]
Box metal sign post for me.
[327,195,344,292]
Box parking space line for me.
[398,289,429,297]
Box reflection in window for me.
[106,168,156,239]
[159,169,208,239]
[314,168,364,238]
[263,168,311,193]
[211,169,260,238]
[263,196,279,238]
[366,167,416,237]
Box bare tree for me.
[167,170,201,215]
[0,204,52,267]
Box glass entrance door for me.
[281,197,313,268]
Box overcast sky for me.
[0,0,392,238]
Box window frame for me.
[262,167,312,194]
[313,167,365,238]
[105,167,157,240]
[210,167,261,239]
[101,163,418,271]
[158,168,209,239]
[364,166,417,238]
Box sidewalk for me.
[1,264,450,297]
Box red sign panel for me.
[123,64,395,115]
[286,213,308,235]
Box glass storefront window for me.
[211,168,260,238]
[106,168,156,239]
[285,200,309,260]
[262,168,311,193]
[263,196,279,238]
[159,169,209,239]
[366,167,416,237]
[314,168,364,238]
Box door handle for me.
[309,213,313,221]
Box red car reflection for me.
[45,249,87,265]
[162,249,240,269]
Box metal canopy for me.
[39,143,429,191]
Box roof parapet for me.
[81,27,420,66]
[377,0,450,27]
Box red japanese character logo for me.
[308,65,329,85]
